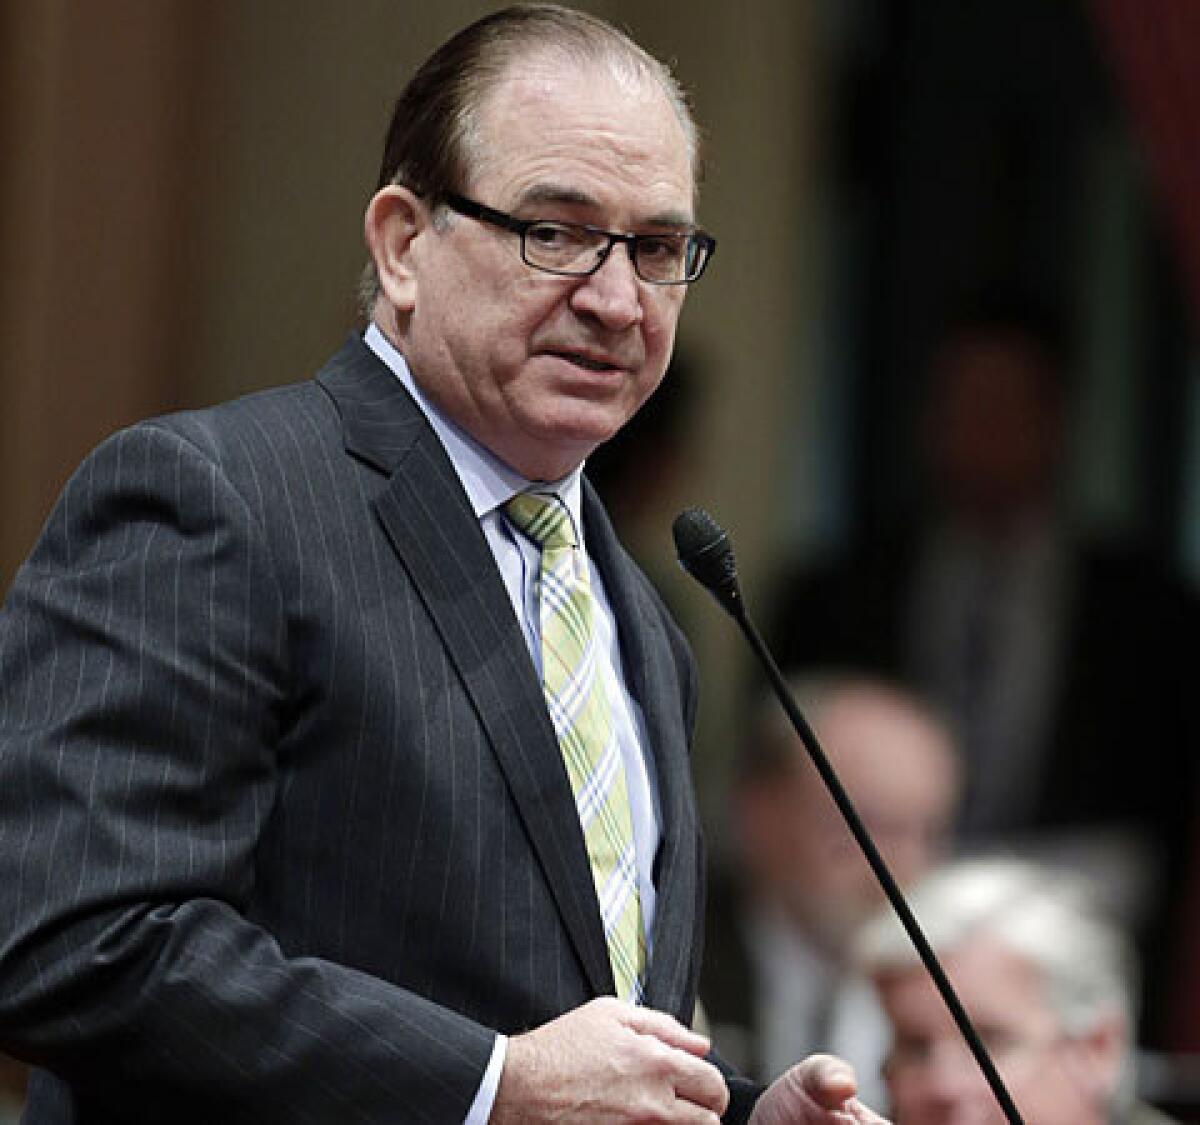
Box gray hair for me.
[855,855,1136,1049]
[358,3,702,317]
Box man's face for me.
[876,936,1117,1125]
[738,688,959,953]
[923,332,1064,531]
[394,53,694,481]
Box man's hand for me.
[749,1055,892,1125]
[491,997,730,1122]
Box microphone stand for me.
[733,601,1023,1124]
[674,509,1025,1125]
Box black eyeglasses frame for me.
[440,191,716,285]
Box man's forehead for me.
[470,53,695,198]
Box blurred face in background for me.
[736,684,961,956]
[922,329,1065,537]
[875,934,1121,1125]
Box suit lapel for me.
[582,484,701,1019]
[317,336,614,998]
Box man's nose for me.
[570,243,644,329]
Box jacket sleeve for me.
[0,422,494,1122]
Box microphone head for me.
[672,507,742,616]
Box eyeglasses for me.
[441,192,716,285]
[884,1027,1064,1078]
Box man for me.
[702,675,961,1100]
[856,857,1177,1124]
[0,6,886,1123]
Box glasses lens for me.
[523,222,604,274]
[632,235,689,283]
[638,233,712,284]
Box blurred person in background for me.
[766,290,1200,1044]
[856,855,1177,1124]
[702,674,962,1106]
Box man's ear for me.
[1072,1010,1127,1108]
[364,185,425,314]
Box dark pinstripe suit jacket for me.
[0,335,732,1122]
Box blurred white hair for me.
[854,855,1136,1039]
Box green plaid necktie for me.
[505,491,646,1002]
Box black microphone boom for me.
[672,506,1026,1125]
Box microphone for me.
[672,508,742,616]
[672,507,1026,1125]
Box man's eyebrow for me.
[515,184,695,230]
[517,185,594,209]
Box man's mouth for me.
[546,349,623,373]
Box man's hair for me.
[358,3,701,316]
[734,671,954,785]
[855,856,1136,1041]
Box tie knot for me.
[504,491,576,551]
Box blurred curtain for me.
[1090,0,1200,1062]
[1089,0,1200,327]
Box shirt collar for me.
[363,323,586,538]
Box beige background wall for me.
[1,1,821,829]
[0,1,217,581]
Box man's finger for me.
[793,1053,859,1108]
[620,1003,712,1057]
[669,1050,730,1115]
[845,1097,892,1124]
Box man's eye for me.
[638,236,684,261]
[528,223,581,249]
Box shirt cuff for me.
[464,1033,507,1124]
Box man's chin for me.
[527,412,631,467]
[502,429,612,482]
